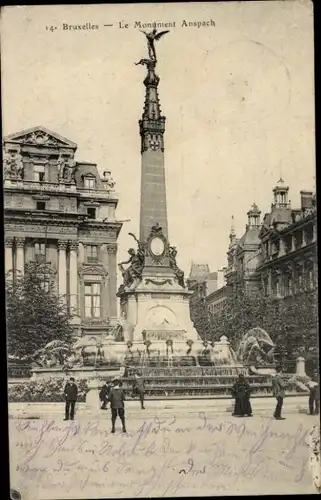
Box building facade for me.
[203,179,317,315]
[187,263,218,299]
[257,182,317,300]
[3,126,122,338]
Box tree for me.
[6,262,74,359]
[189,297,213,340]
[208,278,318,360]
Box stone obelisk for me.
[139,57,168,242]
[117,30,199,346]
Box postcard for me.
[2,1,319,498]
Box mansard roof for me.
[188,262,211,281]
[239,228,261,247]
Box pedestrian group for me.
[63,367,319,428]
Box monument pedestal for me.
[120,267,199,343]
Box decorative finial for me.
[229,215,236,244]
[230,215,235,236]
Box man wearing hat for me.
[108,379,126,433]
[133,372,146,409]
[63,376,78,421]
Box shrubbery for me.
[8,377,89,402]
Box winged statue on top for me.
[135,28,170,67]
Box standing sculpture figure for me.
[15,153,24,179]
[57,154,65,181]
[139,28,170,62]
[3,150,13,177]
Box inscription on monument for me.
[145,329,186,340]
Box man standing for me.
[99,380,112,410]
[272,365,286,420]
[108,379,126,433]
[63,376,78,421]
[308,371,320,415]
[133,372,145,409]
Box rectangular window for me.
[87,207,96,219]
[84,283,101,318]
[34,242,46,262]
[297,273,303,292]
[34,165,45,182]
[36,201,46,211]
[84,178,96,189]
[41,280,50,292]
[87,245,98,262]
[308,269,314,290]
[37,272,50,291]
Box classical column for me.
[5,237,14,276]
[107,243,118,320]
[276,269,283,298]
[267,268,272,296]
[15,238,25,276]
[313,222,317,243]
[78,242,85,264]
[267,239,272,259]
[302,228,307,247]
[279,237,286,257]
[69,241,79,315]
[58,240,67,301]
[291,234,296,252]
[296,357,306,377]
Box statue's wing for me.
[139,29,148,36]
[154,30,170,40]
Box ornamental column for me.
[5,237,14,277]
[107,243,118,321]
[15,238,25,276]
[69,241,79,315]
[58,240,67,301]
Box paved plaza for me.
[9,398,319,498]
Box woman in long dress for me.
[231,374,253,417]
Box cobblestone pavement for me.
[9,399,319,498]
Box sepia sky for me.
[1,1,315,276]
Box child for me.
[99,380,111,410]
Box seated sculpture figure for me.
[169,246,185,288]
[119,233,145,289]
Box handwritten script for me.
[10,412,316,498]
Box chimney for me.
[300,190,313,210]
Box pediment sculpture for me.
[4,126,77,149]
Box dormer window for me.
[34,165,45,182]
[84,176,96,189]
